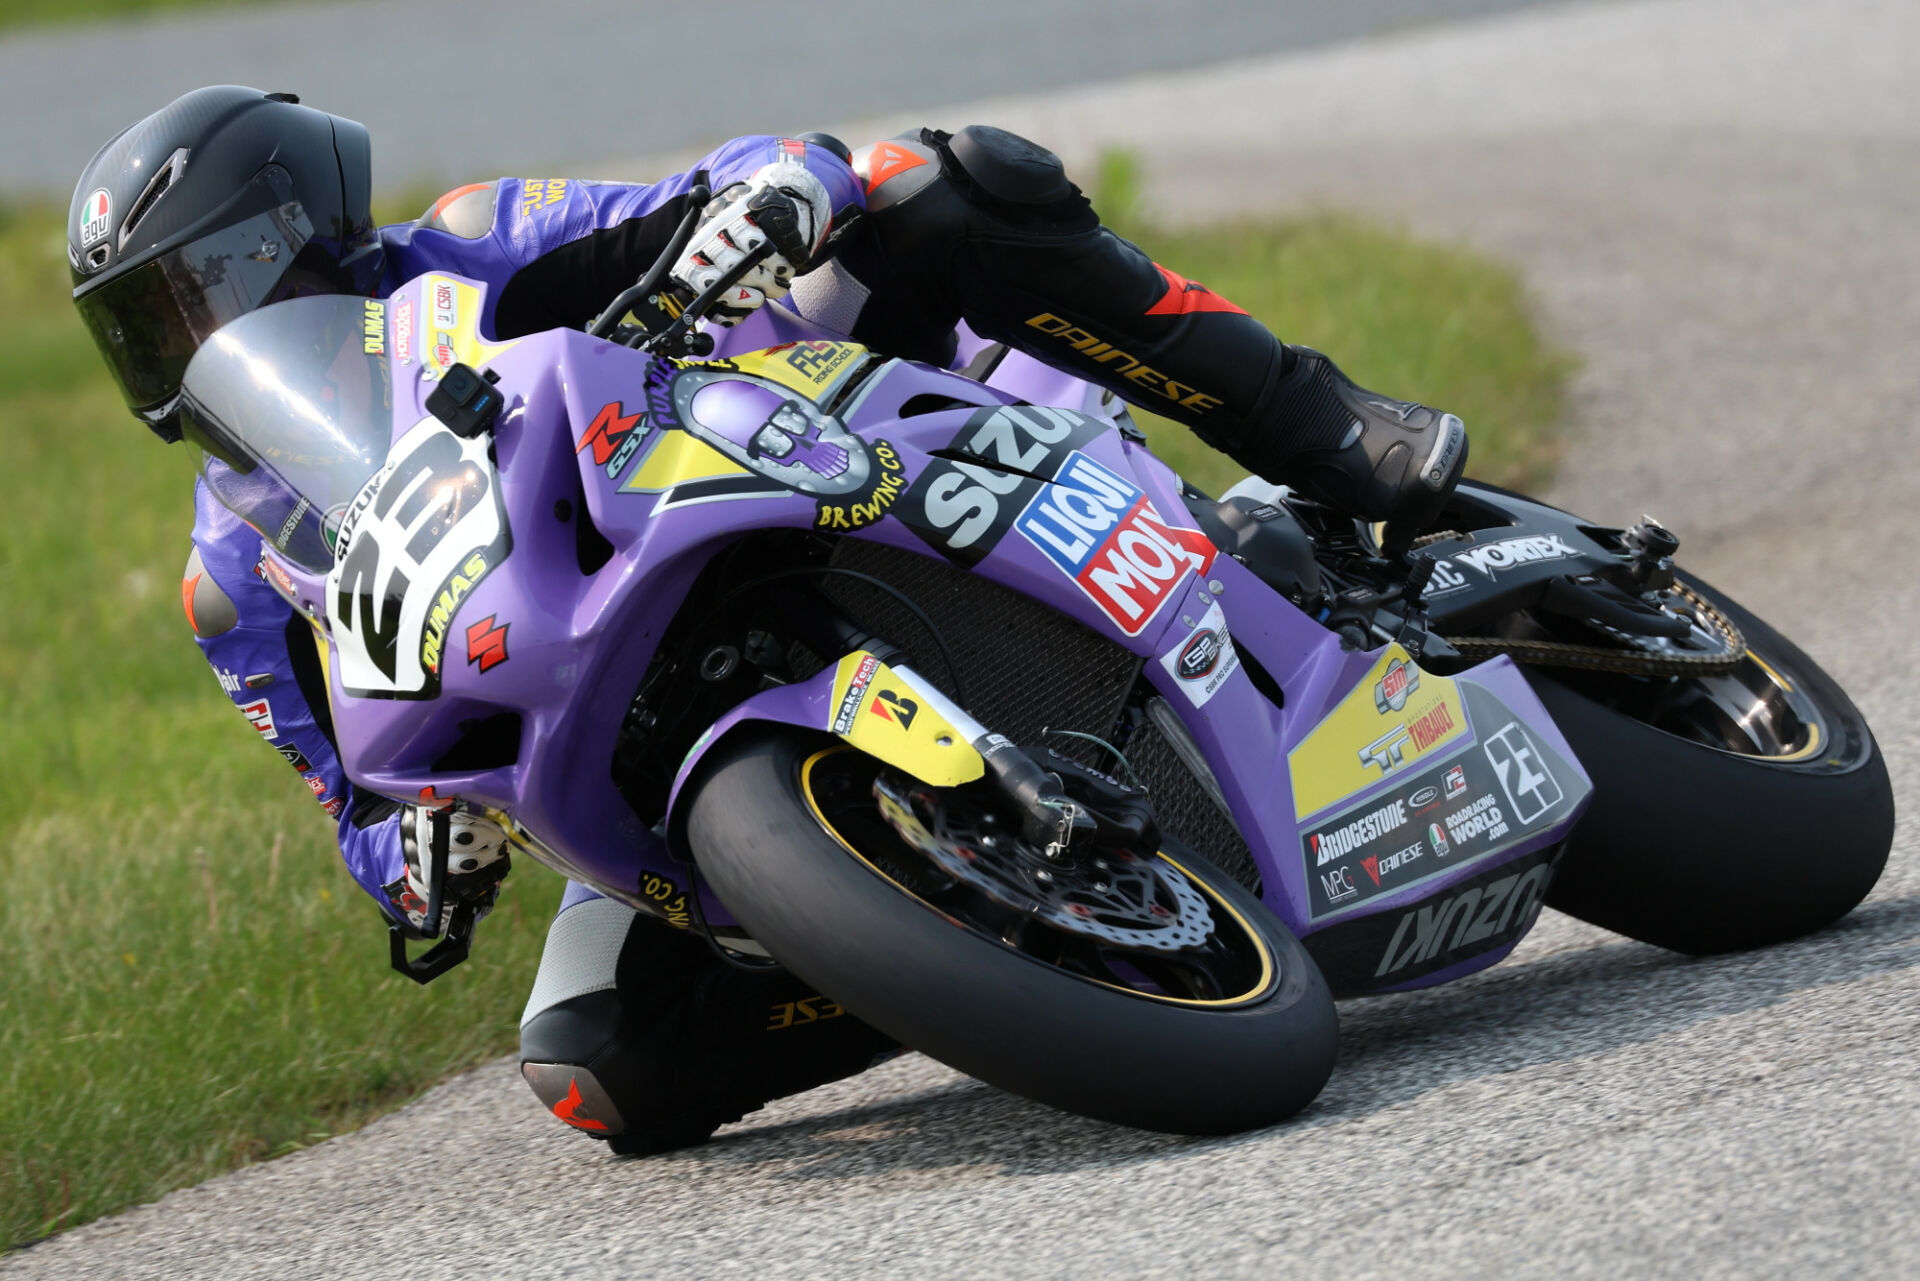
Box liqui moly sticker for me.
[1014,452,1216,636]
[1159,599,1241,707]
[80,189,112,247]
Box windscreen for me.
[177,295,394,570]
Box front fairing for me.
[251,276,1588,965]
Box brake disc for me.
[872,774,1214,952]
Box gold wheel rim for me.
[799,747,1278,1009]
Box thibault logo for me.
[1453,533,1579,578]
[1374,658,1420,713]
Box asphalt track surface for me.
[0,0,1578,199]
[9,0,1920,1276]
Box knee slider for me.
[520,989,632,1137]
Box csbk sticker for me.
[1014,451,1216,636]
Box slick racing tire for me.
[1524,577,1893,954]
[687,733,1339,1135]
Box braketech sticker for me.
[1013,451,1215,637]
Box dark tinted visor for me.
[74,171,321,412]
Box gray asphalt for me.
[2,0,1583,200]
[9,0,1920,1276]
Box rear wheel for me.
[687,734,1339,1135]
[1525,577,1892,953]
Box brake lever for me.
[641,241,777,358]
[586,184,712,340]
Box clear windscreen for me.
[177,295,394,570]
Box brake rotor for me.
[872,774,1214,952]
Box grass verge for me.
[0,176,1569,1250]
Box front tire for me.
[1528,577,1893,954]
[687,734,1339,1135]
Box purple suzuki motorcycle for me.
[175,205,1891,1135]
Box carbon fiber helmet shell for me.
[69,86,381,440]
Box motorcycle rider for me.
[69,86,1467,1153]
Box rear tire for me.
[1527,578,1892,954]
[688,734,1339,1135]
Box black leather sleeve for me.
[490,173,709,339]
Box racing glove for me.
[669,160,835,325]
[384,806,511,937]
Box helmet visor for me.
[73,171,322,413]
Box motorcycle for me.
[175,195,1892,1135]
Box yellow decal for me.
[617,430,746,493]
[1287,645,1469,820]
[724,340,866,400]
[828,652,984,787]
[362,300,386,355]
[417,275,517,381]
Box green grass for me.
[0,0,291,32]
[0,173,1570,1251]
[0,205,565,1250]
[1091,150,1573,497]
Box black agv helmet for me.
[69,85,383,441]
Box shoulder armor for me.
[182,546,238,638]
[947,125,1071,205]
[418,182,498,239]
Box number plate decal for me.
[327,418,512,699]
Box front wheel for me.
[687,735,1339,1135]
[1526,576,1893,954]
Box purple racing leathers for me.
[183,135,864,925]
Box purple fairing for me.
[242,274,1588,991]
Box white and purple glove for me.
[388,806,511,937]
[669,160,834,325]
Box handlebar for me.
[584,183,781,359]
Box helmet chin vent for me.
[86,245,110,270]
[118,146,190,250]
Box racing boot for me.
[1252,345,1468,535]
[518,888,896,1155]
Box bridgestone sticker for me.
[1300,683,1584,922]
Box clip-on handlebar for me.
[584,184,778,360]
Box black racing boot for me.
[1259,346,1468,533]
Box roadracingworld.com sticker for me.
[1299,682,1586,922]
